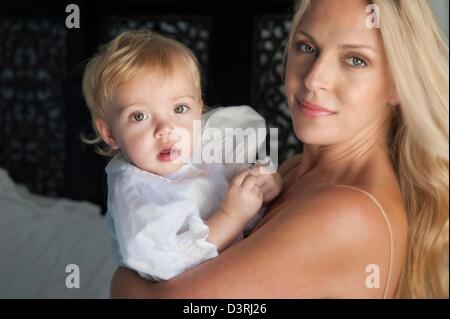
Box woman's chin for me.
[292,126,330,146]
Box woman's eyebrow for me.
[339,44,377,53]
[296,29,377,53]
[296,29,319,47]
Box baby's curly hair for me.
[81,30,203,156]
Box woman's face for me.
[285,0,398,146]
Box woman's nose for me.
[303,55,333,93]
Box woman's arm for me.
[111,185,393,298]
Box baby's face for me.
[105,63,202,175]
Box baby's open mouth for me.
[157,145,180,162]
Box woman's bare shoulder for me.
[278,153,303,177]
[259,185,396,297]
[281,185,394,241]
[272,186,396,296]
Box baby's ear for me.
[95,119,119,150]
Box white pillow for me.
[0,168,116,298]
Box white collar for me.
[105,153,206,182]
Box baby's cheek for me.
[126,132,153,156]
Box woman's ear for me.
[95,119,119,150]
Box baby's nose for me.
[155,121,173,138]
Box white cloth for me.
[106,105,267,281]
[0,167,116,298]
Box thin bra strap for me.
[332,184,394,299]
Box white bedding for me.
[0,168,116,298]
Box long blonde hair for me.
[286,0,449,298]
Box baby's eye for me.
[129,112,148,122]
[174,104,189,114]
[345,57,367,68]
[296,42,317,56]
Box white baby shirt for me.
[105,105,267,281]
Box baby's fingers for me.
[232,167,253,186]
[242,175,259,191]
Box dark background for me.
[0,0,304,212]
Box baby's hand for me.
[220,168,264,223]
[249,165,283,203]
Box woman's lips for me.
[297,98,337,118]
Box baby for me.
[82,30,282,281]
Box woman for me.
[110,0,448,298]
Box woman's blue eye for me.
[345,57,367,68]
[174,104,188,114]
[297,42,317,56]
[130,112,148,122]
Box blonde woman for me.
[110,0,448,298]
